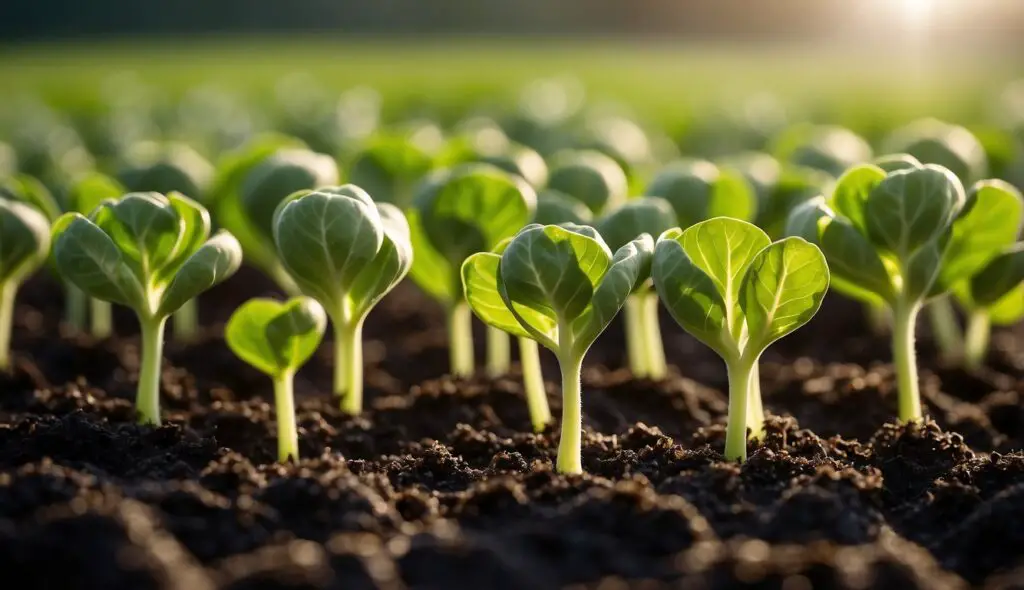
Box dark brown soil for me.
[2,269,1024,589]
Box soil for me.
[2,267,1024,589]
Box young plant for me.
[596,197,677,379]
[533,189,592,226]
[645,159,758,229]
[463,223,653,473]
[772,124,873,178]
[0,198,51,370]
[408,164,536,378]
[225,296,327,461]
[787,163,966,422]
[274,185,412,414]
[653,218,829,461]
[545,150,628,216]
[346,133,436,207]
[51,192,243,425]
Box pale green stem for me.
[642,292,667,380]
[518,337,551,432]
[486,327,511,377]
[136,316,167,426]
[623,295,649,377]
[725,358,755,462]
[273,371,299,462]
[90,299,113,338]
[893,300,923,422]
[333,318,364,415]
[171,298,199,343]
[928,297,963,364]
[556,352,584,474]
[65,283,88,332]
[0,282,16,371]
[447,301,475,377]
[964,311,991,372]
[866,301,892,336]
[746,362,765,441]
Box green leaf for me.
[873,153,922,173]
[546,150,628,215]
[755,164,832,239]
[829,164,886,233]
[225,296,327,377]
[885,119,988,184]
[67,172,125,215]
[347,202,414,318]
[463,251,557,348]
[208,133,308,209]
[91,192,182,280]
[346,134,435,207]
[819,216,895,304]
[157,231,242,317]
[0,175,61,221]
[651,234,729,356]
[51,213,144,308]
[646,160,756,228]
[970,244,1024,308]
[240,149,339,246]
[0,198,51,284]
[773,124,872,177]
[864,165,965,258]
[118,142,214,201]
[406,208,457,304]
[740,237,829,353]
[596,197,676,252]
[532,189,592,226]
[987,283,1024,326]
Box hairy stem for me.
[273,371,299,462]
[0,282,16,371]
[964,311,991,372]
[90,299,113,338]
[623,295,648,377]
[64,283,88,332]
[171,298,199,343]
[556,352,584,474]
[746,362,765,441]
[136,316,167,426]
[486,327,511,377]
[518,337,551,432]
[892,300,923,422]
[333,318,364,415]
[928,297,963,364]
[725,359,754,462]
[642,292,667,380]
[447,301,475,377]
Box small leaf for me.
[348,202,414,318]
[346,134,435,207]
[67,173,125,215]
[864,165,965,257]
[91,192,182,279]
[651,236,729,356]
[970,244,1024,308]
[873,153,922,173]
[596,197,676,252]
[225,296,327,377]
[819,216,895,304]
[646,160,756,228]
[118,142,214,201]
[240,149,340,245]
[829,164,886,232]
[987,283,1024,326]
[406,208,457,304]
[158,231,243,317]
[885,119,988,184]
[51,213,144,308]
[546,150,628,215]
[533,189,592,226]
[463,252,557,349]
[0,174,61,221]
[0,198,51,283]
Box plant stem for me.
[725,359,754,462]
[964,311,991,372]
[90,299,113,338]
[136,316,167,426]
[623,295,648,377]
[642,292,667,380]
[0,282,16,371]
[273,371,299,462]
[333,318,364,415]
[171,298,199,343]
[556,352,584,474]
[486,327,511,377]
[518,337,551,432]
[65,283,88,332]
[928,297,963,364]
[447,301,475,377]
[892,300,923,422]
[746,362,765,441]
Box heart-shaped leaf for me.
[225,296,327,377]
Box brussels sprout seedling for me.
[787,163,966,422]
[773,124,873,178]
[225,296,327,461]
[645,159,758,229]
[596,197,677,379]
[545,150,628,216]
[653,218,828,461]
[955,244,1024,370]
[0,198,51,370]
[346,133,436,208]
[464,223,653,473]
[533,189,592,226]
[274,185,412,414]
[52,192,243,425]
[408,164,536,377]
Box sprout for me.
[885,119,988,185]
[787,163,966,422]
[653,218,829,461]
[408,164,536,377]
[0,198,51,371]
[117,142,216,342]
[441,131,549,189]
[463,223,653,473]
[957,244,1024,370]
[274,185,412,414]
[225,296,327,461]
[596,197,677,379]
[545,150,628,216]
[533,189,592,226]
[52,192,243,425]
[645,159,758,229]
[346,134,436,207]
[773,124,873,178]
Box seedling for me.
[463,223,653,473]
[346,133,436,207]
[596,197,677,379]
[225,296,327,461]
[442,134,549,189]
[773,124,873,177]
[645,159,758,229]
[533,189,592,226]
[956,244,1024,370]
[653,218,828,461]
[274,185,412,414]
[408,164,536,377]
[51,192,243,425]
[787,163,966,422]
[0,198,51,370]
[545,150,628,216]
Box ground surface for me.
[2,268,1024,589]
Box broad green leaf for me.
[829,164,886,233]
[0,198,51,283]
[533,189,592,226]
[755,164,832,239]
[463,251,557,348]
[157,231,242,317]
[646,160,756,228]
[864,165,965,257]
[885,119,988,184]
[651,236,729,355]
[118,142,214,201]
[478,144,548,188]
[596,197,676,252]
[240,149,339,245]
[546,150,628,215]
[904,237,948,301]
[873,153,922,173]
[348,202,414,318]
[51,213,144,308]
[225,296,327,377]
[774,124,872,177]
[346,134,435,207]
[68,172,125,215]
[91,192,182,280]
[207,133,308,209]
[740,237,829,353]
[156,192,212,285]
[407,208,457,304]
[988,283,1024,326]
[970,244,1024,308]
[0,175,61,221]
[819,217,895,303]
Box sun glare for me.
[900,0,934,29]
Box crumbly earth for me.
[2,270,1024,589]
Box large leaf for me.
[91,192,183,281]
[646,160,756,228]
[225,296,327,377]
[740,237,829,353]
[157,231,242,317]
[346,134,435,207]
[51,213,144,308]
[240,149,340,245]
[406,208,457,304]
[463,251,557,349]
[546,150,628,215]
[829,164,886,233]
[595,197,676,252]
[651,233,729,356]
[0,198,51,283]
[348,202,414,319]
[819,217,895,304]
[864,165,965,257]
